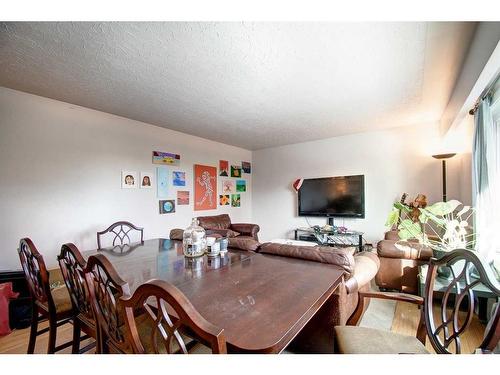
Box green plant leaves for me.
[398,219,422,240]
[426,200,461,216]
[385,208,399,227]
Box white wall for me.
[0,88,252,270]
[252,124,456,245]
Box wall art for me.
[231,194,241,207]
[159,199,175,214]
[121,171,137,189]
[242,161,251,174]
[220,179,235,194]
[152,151,181,166]
[140,172,153,189]
[231,165,242,178]
[219,160,229,176]
[172,171,186,187]
[157,167,169,198]
[194,164,217,211]
[177,190,190,205]
[236,179,246,192]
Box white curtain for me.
[473,92,500,263]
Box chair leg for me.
[47,316,57,354]
[72,320,81,354]
[27,307,39,354]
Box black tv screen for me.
[298,175,365,218]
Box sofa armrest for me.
[230,223,260,240]
[345,251,380,294]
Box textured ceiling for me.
[0,22,476,150]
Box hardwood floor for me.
[0,320,94,354]
[0,301,486,354]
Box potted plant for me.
[386,196,475,278]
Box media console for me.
[293,227,363,252]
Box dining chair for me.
[84,254,223,354]
[17,238,73,353]
[334,248,500,354]
[57,243,97,353]
[96,221,144,250]
[121,279,227,354]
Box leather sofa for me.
[197,214,260,252]
[375,230,432,294]
[257,242,380,353]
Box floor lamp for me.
[432,153,456,202]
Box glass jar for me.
[182,218,206,258]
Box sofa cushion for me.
[206,228,240,238]
[377,240,432,261]
[228,237,260,252]
[258,243,355,276]
[197,214,231,230]
[169,229,184,241]
[334,326,429,354]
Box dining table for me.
[82,238,345,353]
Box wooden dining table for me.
[82,238,344,353]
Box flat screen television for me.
[298,175,365,218]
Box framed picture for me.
[219,160,229,177]
[231,194,241,207]
[231,165,242,178]
[159,200,176,214]
[152,151,181,166]
[219,194,230,206]
[140,172,153,189]
[172,171,186,187]
[157,167,169,198]
[236,179,246,192]
[194,164,217,211]
[177,190,190,205]
[220,179,235,194]
[121,171,137,189]
[242,161,251,174]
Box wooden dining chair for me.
[335,249,500,354]
[83,254,131,353]
[57,243,97,353]
[121,279,227,354]
[96,221,144,250]
[17,238,73,353]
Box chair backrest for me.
[17,238,52,308]
[424,249,500,354]
[120,279,227,354]
[96,221,144,249]
[58,243,93,324]
[84,254,131,353]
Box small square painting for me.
[231,165,242,178]
[177,191,189,205]
[221,179,235,194]
[242,161,251,174]
[122,171,137,189]
[236,179,246,192]
[231,194,241,207]
[219,160,229,177]
[172,171,186,187]
[140,172,153,189]
[219,194,230,206]
[159,200,175,214]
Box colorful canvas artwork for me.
[177,191,190,205]
[152,151,181,166]
[156,167,169,198]
[219,160,229,177]
[219,195,230,206]
[220,179,235,194]
[140,172,153,189]
[231,165,242,178]
[159,200,175,214]
[236,179,246,192]
[172,171,186,187]
[122,171,137,189]
[231,194,241,207]
[242,161,251,174]
[194,164,217,211]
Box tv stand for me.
[294,227,364,252]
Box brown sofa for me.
[197,214,260,252]
[375,230,432,294]
[257,242,380,353]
